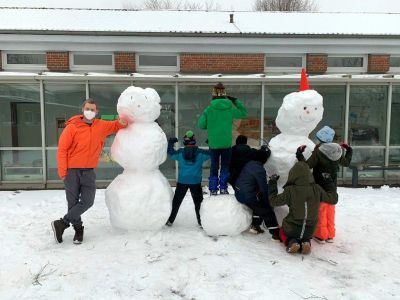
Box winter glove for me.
[269,174,280,183]
[169,137,178,144]
[296,145,306,161]
[340,143,351,150]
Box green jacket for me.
[198,97,247,149]
[306,143,352,186]
[268,161,338,240]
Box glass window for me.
[349,86,388,146]
[73,54,113,66]
[344,148,385,178]
[390,86,400,145]
[386,148,400,179]
[44,84,87,147]
[266,56,302,68]
[7,53,46,65]
[390,56,400,68]
[138,55,178,67]
[0,83,41,147]
[328,57,364,68]
[1,150,43,181]
[264,85,296,141]
[311,85,346,143]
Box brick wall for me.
[46,51,69,72]
[306,54,327,74]
[114,52,135,73]
[368,54,390,74]
[180,53,264,74]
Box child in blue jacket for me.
[166,130,210,227]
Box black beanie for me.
[252,149,269,165]
[236,135,248,145]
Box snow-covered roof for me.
[0,8,399,36]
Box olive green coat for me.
[268,161,338,240]
[306,143,352,186]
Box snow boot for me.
[269,228,281,242]
[219,189,229,195]
[249,225,265,234]
[326,238,334,243]
[51,219,69,243]
[286,239,301,254]
[313,237,326,244]
[165,221,173,227]
[73,225,84,244]
[301,241,311,255]
[208,176,219,196]
[219,173,229,191]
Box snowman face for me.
[117,86,161,123]
[276,89,324,136]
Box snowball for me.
[111,122,167,171]
[200,195,252,236]
[105,170,173,231]
[276,89,323,136]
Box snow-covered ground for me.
[1,187,399,300]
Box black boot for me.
[269,228,281,242]
[73,225,84,244]
[51,219,69,243]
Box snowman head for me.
[117,86,161,123]
[276,69,324,136]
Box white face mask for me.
[83,110,96,120]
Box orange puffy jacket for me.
[57,115,127,178]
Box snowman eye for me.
[303,107,307,110]
[315,108,317,110]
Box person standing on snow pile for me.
[198,83,247,195]
[296,125,352,244]
[234,149,280,240]
[165,130,210,227]
[52,99,128,244]
[268,158,338,255]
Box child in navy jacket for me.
[166,131,210,227]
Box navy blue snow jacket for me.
[234,160,269,205]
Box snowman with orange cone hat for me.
[265,69,324,224]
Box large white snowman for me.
[105,86,173,231]
[265,69,324,223]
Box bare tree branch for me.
[254,0,317,11]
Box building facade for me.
[0,8,400,188]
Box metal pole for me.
[260,83,265,146]
[175,82,179,182]
[385,83,393,167]
[343,82,351,180]
[39,80,47,184]
[85,80,90,98]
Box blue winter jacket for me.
[234,160,269,205]
[168,142,210,184]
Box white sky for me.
[0,0,400,13]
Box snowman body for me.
[105,86,173,231]
[265,89,324,224]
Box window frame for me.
[2,51,47,71]
[136,53,180,73]
[389,55,400,73]
[326,54,368,74]
[264,54,305,74]
[70,52,114,72]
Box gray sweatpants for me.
[63,168,96,226]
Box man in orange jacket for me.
[51,99,128,244]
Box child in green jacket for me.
[198,83,247,195]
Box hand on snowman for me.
[118,116,128,126]
[296,145,306,161]
[269,174,280,183]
